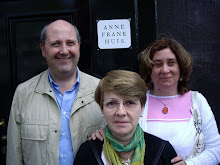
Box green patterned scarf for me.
[103,124,145,165]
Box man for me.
[6,19,105,165]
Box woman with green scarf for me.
[73,70,176,165]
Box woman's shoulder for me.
[74,139,104,165]
[144,132,166,143]
[79,139,103,152]
[191,90,211,112]
[144,132,177,164]
[144,132,176,153]
[190,91,207,101]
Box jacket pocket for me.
[21,123,48,165]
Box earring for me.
[140,114,143,117]
[180,77,183,81]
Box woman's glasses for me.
[103,99,140,110]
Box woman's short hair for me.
[138,38,192,95]
[95,70,147,109]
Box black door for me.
[0,0,156,164]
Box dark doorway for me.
[0,0,156,164]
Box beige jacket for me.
[6,70,105,165]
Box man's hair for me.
[138,38,192,95]
[95,70,147,109]
[40,21,81,45]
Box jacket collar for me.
[35,69,95,97]
[35,70,52,95]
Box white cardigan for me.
[139,91,220,165]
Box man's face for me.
[40,20,80,78]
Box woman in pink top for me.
[138,38,220,165]
[91,38,220,165]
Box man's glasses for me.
[103,99,140,110]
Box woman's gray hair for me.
[95,70,147,109]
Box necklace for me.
[154,93,176,114]
[119,150,134,165]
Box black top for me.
[73,132,177,165]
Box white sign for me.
[97,19,131,49]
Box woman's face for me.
[102,92,143,144]
[151,48,180,95]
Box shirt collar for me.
[48,67,80,90]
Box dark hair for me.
[138,38,192,95]
[40,21,81,45]
[95,70,147,109]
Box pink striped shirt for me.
[147,91,192,122]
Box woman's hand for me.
[171,155,186,165]
[89,127,105,141]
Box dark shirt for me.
[73,132,177,165]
